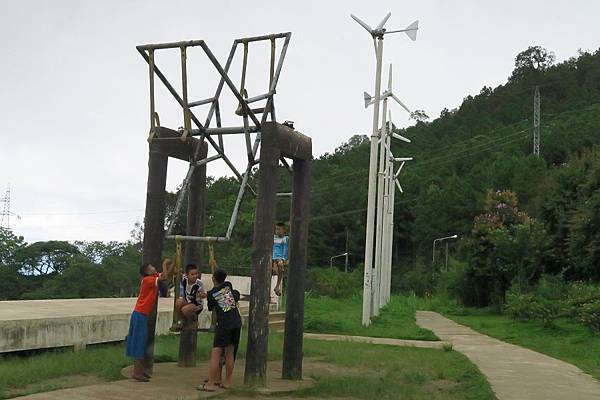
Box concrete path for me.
[416,311,600,400]
[303,332,450,349]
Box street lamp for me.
[330,252,349,271]
[432,234,458,266]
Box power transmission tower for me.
[533,86,540,156]
[0,185,11,229]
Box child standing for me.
[199,268,242,392]
[172,263,206,330]
[272,222,289,296]
[125,259,174,382]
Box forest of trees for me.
[2,46,600,307]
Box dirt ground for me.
[12,359,359,400]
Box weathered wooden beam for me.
[184,141,208,268]
[282,158,311,379]
[261,122,312,161]
[244,127,280,387]
[177,141,207,368]
[141,142,169,373]
[154,127,198,161]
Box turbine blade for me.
[391,93,411,113]
[375,12,392,31]
[351,14,373,34]
[392,132,412,143]
[395,179,403,193]
[364,91,373,108]
[405,20,419,41]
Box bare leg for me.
[223,345,236,388]
[181,303,198,322]
[274,260,284,296]
[132,359,149,382]
[204,347,222,391]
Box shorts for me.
[272,259,286,274]
[213,325,241,349]
[125,311,148,359]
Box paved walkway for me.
[416,311,600,400]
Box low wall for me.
[0,275,278,353]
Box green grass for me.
[304,294,438,341]
[440,309,600,381]
[0,333,494,400]
[297,338,495,400]
[0,294,497,400]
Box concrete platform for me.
[1,275,280,353]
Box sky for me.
[1,0,599,244]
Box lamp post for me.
[330,252,349,269]
[432,234,458,265]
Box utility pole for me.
[0,185,11,229]
[345,227,349,273]
[533,86,540,156]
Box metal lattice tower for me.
[533,86,540,156]
[0,186,11,229]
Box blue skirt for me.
[125,311,148,359]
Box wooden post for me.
[184,142,208,267]
[244,130,280,386]
[142,143,169,373]
[282,158,311,380]
[178,141,207,367]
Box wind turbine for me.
[351,12,419,326]
[364,64,412,313]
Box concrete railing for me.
[0,275,279,353]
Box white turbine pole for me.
[361,35,384,326]
[384,111,394,304]
[373,79,390,315]
[377,65,394,308]
[386,160,398,301]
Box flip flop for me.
[132,374,149,382]
[197,383,216,392]
[203,379,221,385]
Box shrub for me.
[562,282,600,319]
[578,300,600,334]
[534,297,564,328]
[505,291,537,321]
[306,267,362,298]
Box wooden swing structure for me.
[137,32,312,386]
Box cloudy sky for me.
[1,0,599,244]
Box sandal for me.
[197,383,216,392]
[203,378,221,385]
[132,374,149,382]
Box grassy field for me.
[304,294,438,341]
[0,295,497,399]
[0,332,494,400]
[441,309,600,381]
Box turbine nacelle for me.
[351,13,419,41]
